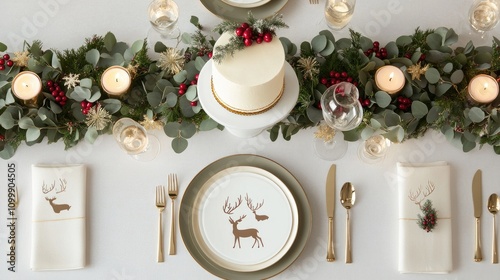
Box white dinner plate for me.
[200,0,288,22]
[179,154,311,279]
[220,0,271,8]
[192,166,299,272]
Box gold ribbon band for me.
[32,216,85,223]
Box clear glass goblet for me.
[315,82,363,160]
[357,135,391,164]
[112,118,160,161]
[469,0,499,37]
[147,0,180,48]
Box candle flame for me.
[389,72,394,82]
[23,82,29,88]
[483,82,488,91]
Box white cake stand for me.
[198,60,299,138]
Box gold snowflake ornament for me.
[314,122,335,142]
[62,73,81,89]
[11,51,30,67]
[158,48,185,75]
[407,63,430,81]
[85,106,111,131]
[297,57,319,80]
[140,115,164,130]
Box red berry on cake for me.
[6,60,13,67]
[235,27,245,37]
[241,22,249,29]
[256,37,263,44]
[3,54,10,60]
[263,32,273,42]
[243,28,253,39]
[244,38,253,47]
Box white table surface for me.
[1,0,500,279]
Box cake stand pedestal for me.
[198,60,299,138]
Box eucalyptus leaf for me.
[319,30,335,44]
[18,117,35,129]
[374,91,391,108]
[385,110,401,126]
[385,41,398,58]
[335,38,351,50]
[384,125,404,142]
[475,52,492,64]
[306,106,323,124]
[396,35,412,47]
[300,41,312,54]
[450,70,464,84]
[361,126,375,140]
[171,137,188,153]
[147,91,162,107]
[164,122,180,138]
[411,100,428,119]
[194,56,206,71]
[123,48,134,62]
[443,28,458,46]
[342,130,359,142]
[131,40,144,54]
[101,98,121,114]
[0,144,15,159]
[269,125,279,141]
[0,111,15,129]
[80,78,92,88]
[173,70,187,84]
[311,35,327,53]
[200,118,219,131]
[88,90,101,103]
[424,67,440,84]
[468,107,485,123]
[71,86,91,101]
[426,105,441,123]
[0,42,6,52]
[84,126,98,144]
[464,40,474,54]
[51,53,62,70]
[443,62,453,73]
[370,118,382,129]
[279,37,293,54]
[426,33,442,50]
[319,40,335,56]
[104,32,117,52]
[180,122,197,138]
[426,50,451,63]
[461,135,476,152]
[359,36,372,51]
[5,89,15,105]
[179,96,195,118]
[85,49,100,67]
[185,85,197,101]
[406,119,419,135]
[166,92,178,107]
[49,100,63,114]
[26,127,41,142]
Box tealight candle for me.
[375,65,405,94]
[101,66,131,96]
[467,74,499,104]
[11,71,42,101]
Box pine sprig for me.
[212,12,288,63]
[417,200,438,232]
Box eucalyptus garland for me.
[0,14,499,159]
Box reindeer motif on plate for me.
[42,178,71,213]
[223,195,264,249]
[245,193,269,221]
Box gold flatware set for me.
[325,164,356,263]
[155,174,179,262]
[473,169,499,264]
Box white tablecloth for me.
[1,1,499,279]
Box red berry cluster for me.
[0,54,14,71]
[0,134,5,141]
[359,97,371,108]
[404,52,426,62]
[235,23,273,47]
[177,79,199,107]
[320,71,358,88]
[80,101,95,115]
[396,96,412,111]
[364,41,387,59]
[197,47,213,59]
[420,212,437,232]
[46,80,67,106]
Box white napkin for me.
[397,161,452,274]
[30,164,86,271]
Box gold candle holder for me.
[101,66,132,97]
[11,71,42,108]
[467,74,499,104]
[375,65,405,94]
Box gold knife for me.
[326,164,336,262]
[472,169,483,262]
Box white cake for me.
[211,32,285,115]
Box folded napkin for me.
[31,164,86,271]
[397,161,452,274]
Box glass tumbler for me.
[324,0,356,30]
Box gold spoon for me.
[340,182,356,263]
[488,193,499,264]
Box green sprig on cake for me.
[212,12,288,63]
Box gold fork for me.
[168,174,179,255]
[155,185,166,262]
[309,0,319,4]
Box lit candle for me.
[101,66,131,96]
[375,65,405,94]
[467,74,499,104]
[11,71,42,100]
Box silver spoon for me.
[487,193,499,264]
[340,182,356,263]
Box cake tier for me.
[212,32,285,115]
